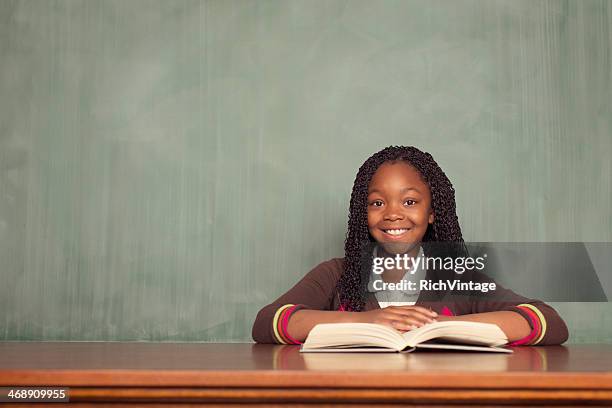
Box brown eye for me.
[370,200,384,207]
[404,199,416,206]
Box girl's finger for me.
[393,305,438,317]
[389,320,416,331]
[385,308,436,324]
[398,317,431,328]
[388,316,429,330]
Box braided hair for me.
[336,146,465,311]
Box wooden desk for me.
[1,343,611,406]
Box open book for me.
[300,321,512,353]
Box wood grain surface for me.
[1,343,611,405]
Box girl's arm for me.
[285,310,361,342]
[252,258,344,344]
[252,258,436,344]
[436,311,531,342]
[461,271,569,346]
[287,306,438,342]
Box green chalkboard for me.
[0,0,610,342]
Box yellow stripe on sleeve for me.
[272,304,294,344]
[519,303,547,345]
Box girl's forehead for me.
[368,161,429,191]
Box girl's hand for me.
[357,306,438,331]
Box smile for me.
[382,228,410,236]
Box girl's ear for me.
[428,210,435,224]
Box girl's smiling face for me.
[367,161,434,255]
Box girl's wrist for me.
[346,311,367,324]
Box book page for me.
[402,321,507,347]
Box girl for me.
[252,146,568,346]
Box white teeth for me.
[384,229,408,235]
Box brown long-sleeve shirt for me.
[252,258,569,345]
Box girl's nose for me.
[383,205,404,221]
